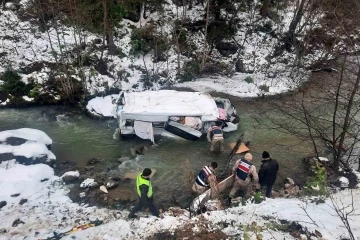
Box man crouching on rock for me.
[128,168,160,218]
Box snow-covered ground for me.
[0,0,320,107]
[1,157,360,240]
[0,128,52,145]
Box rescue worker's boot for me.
[225,196,232,206]
[128,212,137,219]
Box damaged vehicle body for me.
[112,90,239,142]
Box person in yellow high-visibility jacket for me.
[128,168,159,218]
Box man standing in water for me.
[192,162,219,195]
[207,122,224,152]
[128,168,160,218]
[258,151,279,198]
[226,153,260,205]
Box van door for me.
[164,119,202,141]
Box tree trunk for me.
[288,0,307,41]
[333,67,360,170]
[260,0,271,18]
[200,0,210,72]
[103,0,116,55]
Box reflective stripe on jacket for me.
[195,166,214,187]
[211,126,223,135]
[136,174,153,198]
[236,159,252,181]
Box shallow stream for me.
[0,98,313,208]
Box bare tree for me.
[329,190,356,240]
[103,0,116,55]
[200,0,210,72]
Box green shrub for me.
[130,27,168,56]
[29,84,41,98]
[244,76,253,83]
[140,73,160,89]
[256,20,273,33]
[253,191,265,204]
[0,70,31,96]
[304,162,328,196]
[258,84,269,92]
[178,61,201,83]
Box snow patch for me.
[61,170,80,178]
[80,178,95,188]
[0,128,52,145]
[86,95,118,117]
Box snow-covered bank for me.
[1,156,360,239]
[0,0,320,107]
[0,160,111,240]
[174,70,306,98]
[86,94,118,118]
[0,128,55,164]
[0,128,52,145]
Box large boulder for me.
[86,95,118,118]
[61,171,80,183]
[0,128,55,165]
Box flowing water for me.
[0,99,313,208]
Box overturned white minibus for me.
[112,90,239,142]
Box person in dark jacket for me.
[258,151,279,198]
[128,168,159,218]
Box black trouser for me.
[129,197,159,217]
[263,184,273,198]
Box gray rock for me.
[286,177,295,185]
[11,193,20,197]
[80,178,96,188]
[19,199,28,205]
[266,71,277,78]
[0,228,7,234]
[106,180,118,189]
[89,182,99,190]
[62,174,79,183]
[12,218,25,227]
[0,201,7,209]
[5,2,20,10]
[337,176,349,188]
[117,157,130,162]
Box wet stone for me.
[106,180,118,189]
[19,199,28,205]
[62,175,79,183]
[12,218,25,227]
[87,158,101,166]
[118,157,130,162]
[0,201,7,209]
